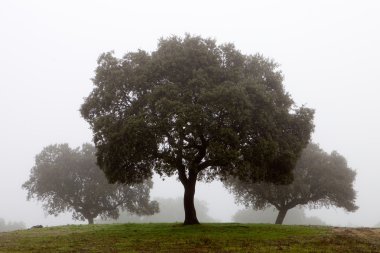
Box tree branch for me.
[198,159,218,171]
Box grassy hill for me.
[0,223,379,252]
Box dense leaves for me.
[81,35,314,224]
[22,144,158,224]
[226,143,358,224]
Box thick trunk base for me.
[183,179,200,225]
[184,216,200,225]
[88,217,94,225]
[275,209,288,225]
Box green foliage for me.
[80,34,314,223]
[0,223,379,252]
[22,144,158,224]
[226,143,358,224]
[232,208,325,225]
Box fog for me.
[99,197,217,223]
[0,0,379,227]
[232,208,325,226]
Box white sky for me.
[0,0,379,227]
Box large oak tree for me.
[226,143,358,224]
[81,35,314,224]
[22,143,158,224]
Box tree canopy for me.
[22,143,158,224]
[80,35,314,224]
[226,143,358,224]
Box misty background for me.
[0,0,379,227]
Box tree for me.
[226,143,358,225]
[232,208,325,225]
[0,218,25,232]
[22,143,158,224]
[80,35,314,224]
[100,197,217,223]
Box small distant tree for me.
[226,143,358,224]
[0,218,26,232]
[80,35,314,224]
[22,143,158,224]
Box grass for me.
[0,223,379,252]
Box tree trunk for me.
[275,208,288,225]
[88,217,94,225]
[182,177,200,225]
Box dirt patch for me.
[333,227,380,246]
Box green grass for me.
[0,223,379,252]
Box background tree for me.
[100,197,217,223]
[232,208,325,225]
[22,144,158,224]
[226,143,358,224]
[80,35,314,224]
[0,218,25,232]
